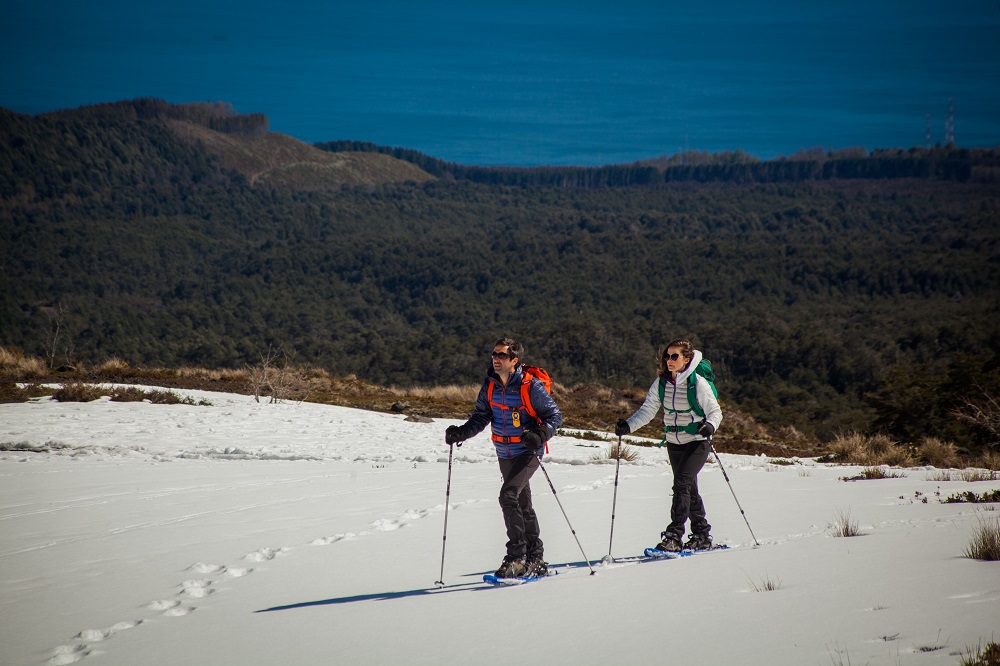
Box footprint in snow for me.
[163,605,195,617]
[372,508,433,531]
[180,579,214,598]
[75,620,142,643]
[243,546,291,562]
[49,621,142,663]
[187,562,226,574]
[48,644,89,665]
[225,566,253,577]
[310,532,357,546]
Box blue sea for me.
[2,0,998,166]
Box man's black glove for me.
[697,421,716,439]
[521,429,544,452]
[614,418,630,437]
[445,425,464,446]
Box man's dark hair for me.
[495,337,524,362]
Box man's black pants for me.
[498,454,543,560]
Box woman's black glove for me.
[614,418,630,436]
[697,421,716,439]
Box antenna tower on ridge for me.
[944,98,955,146]
[925,114,931,150]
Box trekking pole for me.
[538,460,596,575]
[708,436,760,547]
[603,435,624,563]
[434,442,455,587]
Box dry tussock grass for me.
[829,431,916,467]
[964,515,1000,561]
[829,431,868,461]
[389,384,480,403]
[0,347,47,378]
[175,366,251,382]
[980,450,1000,472]
[919,436,961,468]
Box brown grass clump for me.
[91,356,141,381]
[175,366,251,382]
[591,442,641,462]
[958,640,1000,666]
[830,508,864,537]
[828,431,867,462]
[979,450,1000,472]
[919,436,961,468]
[53,383,106,402]
[877,443,917,468]
[390,384,480,404]
[109,386,150,402]
[0,347,47,380]
[827,431,916,467]
[964,515,1000,561]
[0,381,53,403]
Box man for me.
[445,337,562,578]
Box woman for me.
[615,339,723,552]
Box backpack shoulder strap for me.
[687,371,705,418]
[661,372,707,418]
[519,376,538,420]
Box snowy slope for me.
[1,388,998,665]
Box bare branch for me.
[952,384,1000,441]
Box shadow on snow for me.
[254,560,597,612]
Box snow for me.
[1,387,998,665]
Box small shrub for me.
[926,470,954,482]
[841,465,906,481]
[944,489,1000,504]
[145,389,196,405]
[591,443,640,462]
[558,429,611,442]
[53,383,106,402]
[918,436,960,468]
[0,381,53,403]
[831,508,863,537]
[109,386,149,402]
[964,516,1000,561]
[958,640,1000,666]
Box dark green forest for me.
[3,101,999,446]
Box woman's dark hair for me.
[657,339,694,379]
[495,337,524,362]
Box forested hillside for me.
[2,101,999,445]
